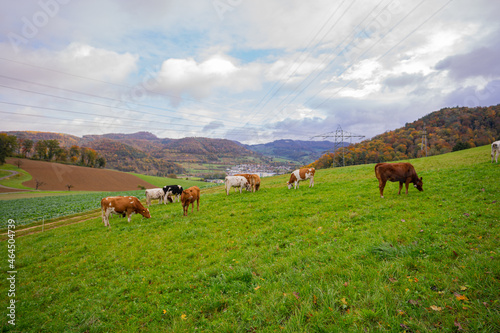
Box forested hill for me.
[308,105,500,169]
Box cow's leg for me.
[378,180,386,198]
[104,209,111,227]
[295,181,299,189]
[398,181,403,195]
[309,176,314,188]
[196,198,199,211]
[405,179,411,195]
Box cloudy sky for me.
[1,0,499,144]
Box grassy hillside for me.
[0,163,32,190]
[1,146,498,332]
[309,105,500,168]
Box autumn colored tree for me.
[0,133,18,164]
[21,139,34,158]
[311,105,500,169]
[34,140,48,160]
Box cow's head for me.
[413,177,423,191]
[142,208,151,218]
[286,182,293,190]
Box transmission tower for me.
[421,123,428,157]
[311,125,365,167]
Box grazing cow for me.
[100,196,151,227]
[181,186,200,216]
[491,141,500,163]
[145,188,165,206]
[225,176,249,195]
[235,173,261,192]
[287,167,315,189]
[251,174,261,192]
[375,162,423,198]
[163,185,184,203]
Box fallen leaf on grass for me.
[293,292,300,299]
[254,286,261,291]
[455,294,469,301]
[344,281,349,287]
[454,319,464,330]
[341,298,348,305]
[430,305,442,311]
[408,299,419,306]
[162,309,166,314]
[460,286,468,291]
[389,278,397,283]
[397,310,405,316]
[181,314,187,320]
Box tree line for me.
[0,134,106,168]
[307,105,500,169]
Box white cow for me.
[145,188,165,206]
[492,141,500,163]
[225,176,249,195]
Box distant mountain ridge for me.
[244,139,343,164]
[5,131,288,176]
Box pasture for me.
[1,145,499,332]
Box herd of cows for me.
[99,161,429,227]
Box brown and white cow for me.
[375,162,423,198]
[287,167,315,189]
[100,196,151,227]
[235,173,261,192]
[181,186,200,216]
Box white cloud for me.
[155,54,262,101]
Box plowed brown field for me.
[7,158,156,191]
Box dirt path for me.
[0,169,30,193]
[0,210,102,241]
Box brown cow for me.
[181,186,200,216]
[235,173,261,192]
[100,196,151,227]
[287,167,315,189]
[375,162,423,198]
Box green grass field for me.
[1,146,498,332]
[0,164,32,190]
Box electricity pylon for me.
[311,125,365,167]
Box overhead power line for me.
[311,125,365,167]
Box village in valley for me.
[205,163,295,184]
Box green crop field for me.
[1,145,498,332]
